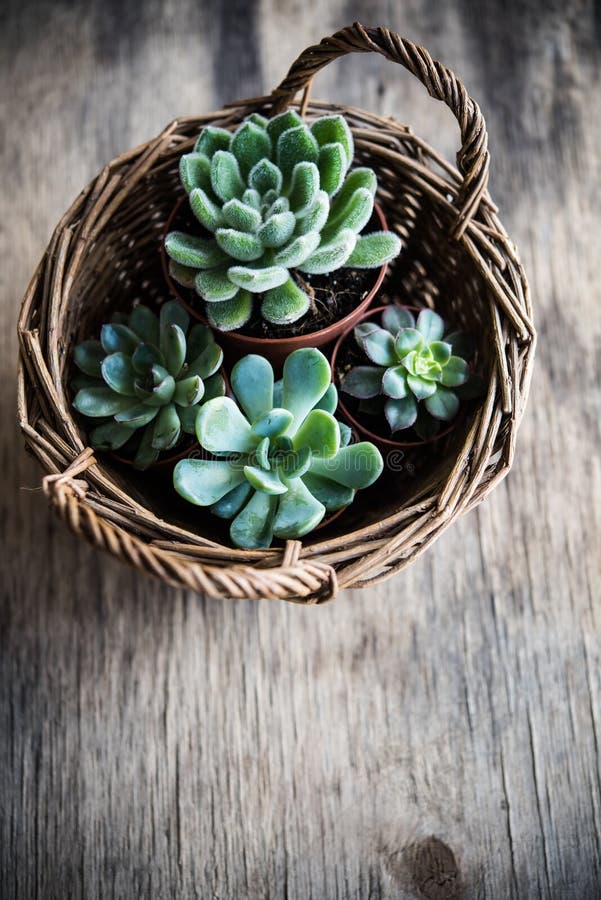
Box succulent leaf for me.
[381,305,415,334]
[266,110,303,144]
[281,347,331,429]
[298,228,356,274]
[195,266,241,301]
[346,231,402,268]
[74,386,133,418]
[327,168,377,230]
[227,264,288,293]
[424,386,459,421]
[272,477,325,539]
[210,151,245,203]
[302,472,355,512]
[276,125,319,183]
[90,420,136,451]
[231,354,274,423]
[179,153,212,194]
[165,231,228,269]
[115,404,159,427]
[251,408,294,438]
[131,342,164,376]
[394,328,424,357]
[440,356,469,387]
[257,211,296,248]
[273,232,320,268]
[161,323,187,376]
[194,127,232,158]
[74,340,104,377]
[357,324,397,366]
[215,227,264,261]
[211,481,253,519]
[196,396,258,454]
[101,324,139,355]
[261,277,310,325]
[173,375,204,407]
[152,403,181,450]
[174,459,246,506]
[248,158,282,195]
[101,352,136,396]
[128,306,160,346]
[292,409,340,457]
[341,365,386,399]
[186,342,223,380]
[295,190,330,235]
[230,121,272,177]
[288,161,320,215]
[244,465,287,495]
[189,187,225,232]
[168,260,197,289]
[222,198,262,233]
[206,292,253,331]
[381,365,408,399]
[230,490,277,549]
[310,115,354,167]
[317,142,347,196]
[385,396,418,432]
[309,442,383,489]
[416,309,445,342]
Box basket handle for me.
[269,22,490,239]
[41,449,338,604]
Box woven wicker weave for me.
[17,23,536,603]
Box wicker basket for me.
[17,23,536,604]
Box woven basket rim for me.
[17,23,536,603]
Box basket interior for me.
[41,102,502,552]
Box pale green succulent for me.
[165,111,401,332]
[173,348,383,549]
[341,307,477,440]
[72,300,225,469]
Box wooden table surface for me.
[2,2,600,898]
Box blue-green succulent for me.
[173,347,384,548]
[165,111,401,332]
[340,307,477,440]
[72,300,225,469]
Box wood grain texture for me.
[1,1,600,897]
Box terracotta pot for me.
[161,195,390,372]
[331,305,456,456]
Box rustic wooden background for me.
[2,1,600,897]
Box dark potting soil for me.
[235,266,376,339]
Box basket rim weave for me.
[17,23,536,603]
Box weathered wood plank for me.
[1,1,600,898]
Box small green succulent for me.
[173,348,383,549]
[72,300,225,469]
[341,307,476,440]
[165,111,401,332]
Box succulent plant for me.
[165,111,401,332]
[173,348,383,549]
[340,307,477,440]
[72,300,225,469]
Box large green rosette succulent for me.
[72,300,225,469]
[165,111,401,332]
[173,347,383,548]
